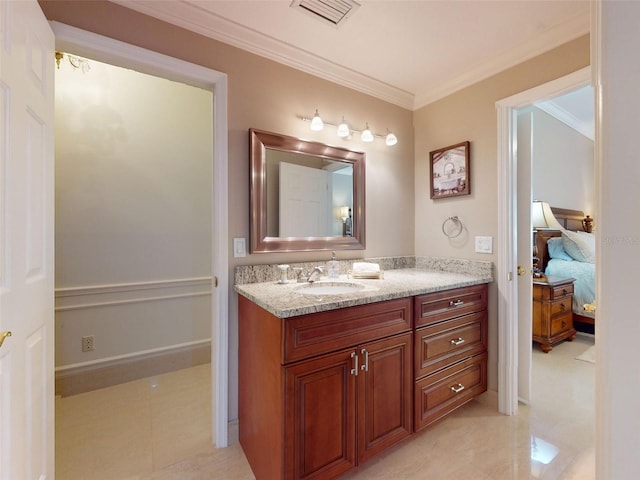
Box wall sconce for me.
[339,206,352,236]
[55,51,91,73]
[301,110,398,146]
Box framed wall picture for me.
[429,141,470,199]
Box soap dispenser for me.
[327,252,340,279]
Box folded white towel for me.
[352,262,381,274]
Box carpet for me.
[575,345,596,364]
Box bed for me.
[534,207,596,326]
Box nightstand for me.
[532,276,577,353]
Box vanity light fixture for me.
[301,111,398,146]
[360,123,374,142]
[385,130,398,146]
[337,117,350,138]
[310,109,324,131]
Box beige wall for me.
[414,35,590,389]
[41,0,591,418]
[40,0,415,419]
[54,56,212,368]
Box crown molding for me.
[535,101,594,140]
[112,1,588,112]
[111,0,414,109]
[412,11,590,110]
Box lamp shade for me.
[337,117,350,138]
[385,131,398,146]
[361,123,374,142]
[531,201,564,230]
[310,109,323,131]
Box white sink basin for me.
[295,281,366,296]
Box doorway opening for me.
[496,66,592,413]
[51,22,229,453]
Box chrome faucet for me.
[307,266,324,283]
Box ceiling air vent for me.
[290,0,361,28]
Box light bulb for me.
[310,109,323,131]
[385,131,398,146]
[361,123,374,142]
[337,117,350,138]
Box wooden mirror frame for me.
[250,128,366,253]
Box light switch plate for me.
[475,236,493,254]
[233,237,247,258]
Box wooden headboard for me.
[534,206,588,271]
[535,229,563,272]
[550,206,587,231]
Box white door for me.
[279,162,330,237]
[516,109,534,404]
[0,1,55,479]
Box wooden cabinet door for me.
[284,348,357,480]
[357,332,413,464]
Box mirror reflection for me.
[250,129,366,253]
[265,150,353,237]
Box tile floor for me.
[55,334,595,479]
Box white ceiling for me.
[114,0,590,111]
[536,85,594,140]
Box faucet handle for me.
[292,267,305,283]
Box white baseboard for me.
[55,341,211,397]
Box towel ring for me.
[442,216,463,238]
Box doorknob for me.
[0,331,12,349]
[517,266,526,276]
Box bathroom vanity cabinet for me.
[238,297,413,480]
[413,284,488,431]
[238,281,489,480]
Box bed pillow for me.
[562,230,595,263]
[547,236,574,261]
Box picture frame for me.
[429,141,470,199]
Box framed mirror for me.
[250,129,366,253]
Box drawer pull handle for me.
[562,288,568,295]
[350,351,359,376]
[560,303,566,311]
[562,320,567,328]
[449,300,464,308]
[451,383,465,394]
[450,337,465,346]
[360,348,369,372]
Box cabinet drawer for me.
[414,311,487,379]
[535,282,573,301]
[414,284,487,328]
[549,297,572,317]
[550,312,573,336]
[414,353,487,432]
[283,298,412,363]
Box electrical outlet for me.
[82,335,95,352]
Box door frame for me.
[50,22,230,446]
[496,66,591,415]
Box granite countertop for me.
[234,268,492,318]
